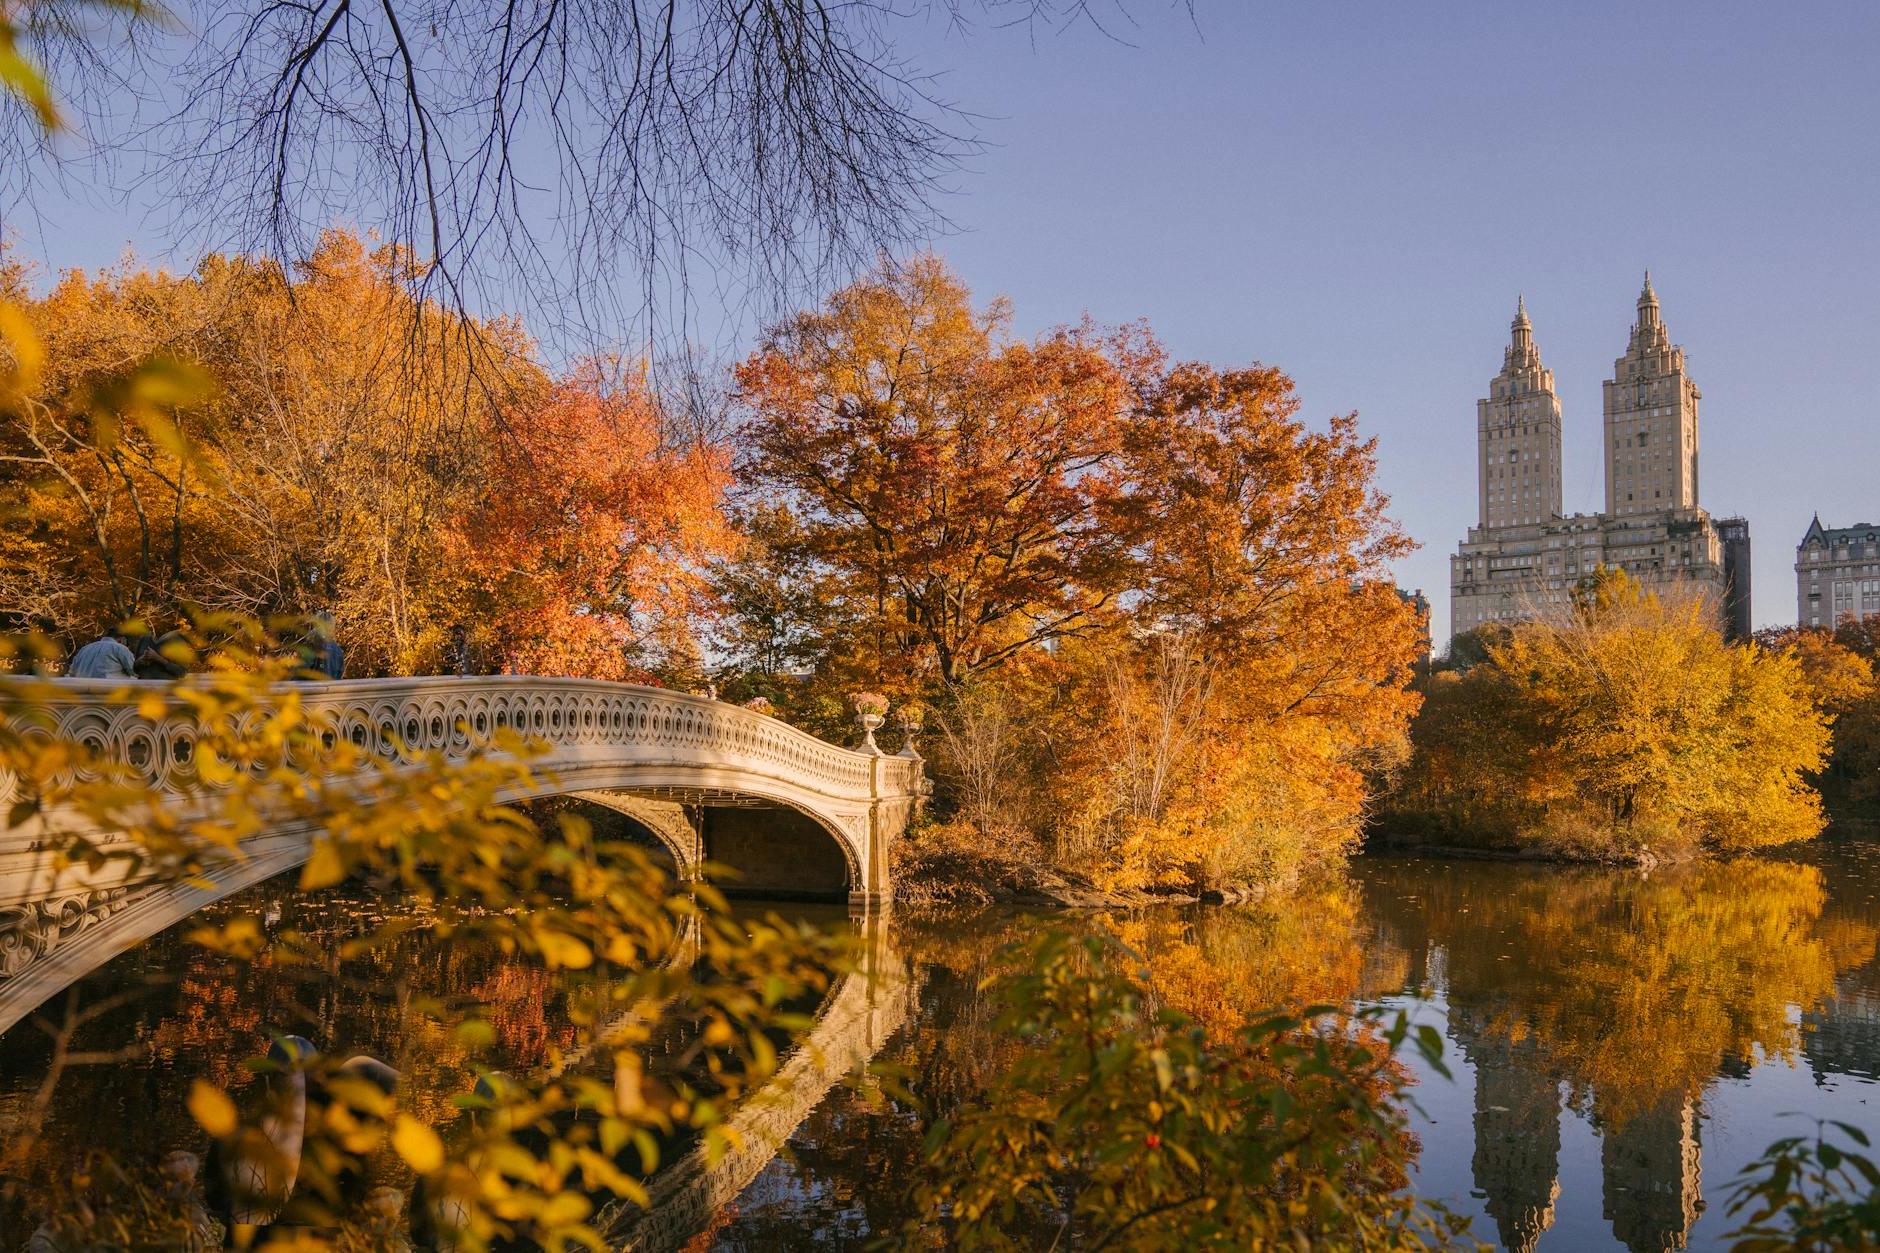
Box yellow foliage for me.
[1048,602,1419,894]
[1392,569,1829,855]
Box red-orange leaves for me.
[737,255,1137,686]
[463,372,735,680]
[1119,361,1413,658]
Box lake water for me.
[4,837,1879,1250]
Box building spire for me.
[1635,270,1661,333]
[1509,293,1535,358]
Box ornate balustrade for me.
[2,676,892,809]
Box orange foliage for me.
[0,233,738,679]
[461,373,735,680]
[736,254,1140,687]
[736,257,1422,893]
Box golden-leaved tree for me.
[1390,569,1829,855]
[0,235,734,679]
[735,256,1423,894]
[736,253,1139,690]
[1053,361,1420,892]
[1755,618,1880,818]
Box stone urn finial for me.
[894,701,926,759]
[850,691,889,754]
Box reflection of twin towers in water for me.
[1450,1006,1701,1253]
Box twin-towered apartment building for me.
[1448,276,1753,648]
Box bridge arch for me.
[0,677,926,1035]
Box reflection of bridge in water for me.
[0,892,908,1251]
[610,913,908,1250]
[0,677,925,1035]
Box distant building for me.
[1717,515,1753,641]
[1450,277,1750,646]
[1796,516,1880,627]
[1396,587,1432,667]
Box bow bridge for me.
[0,677,926,1034]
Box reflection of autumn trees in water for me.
[12,860,1878,1247]
[1357,854,1880,1253]
[0,885,597,1215]
[1364,858,1875,1121]
[715,894,1420,1247]
[709,911,1036,1247]
[1108,887,1421,1197]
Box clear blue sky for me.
[9,1,1877,632]
[890,0,1879,633]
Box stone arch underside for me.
[559,792,700,871]
[564,787,861,902]
[557,789,861,900]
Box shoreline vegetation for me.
[1375,569,1878,866]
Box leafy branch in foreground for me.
[1726,1119,1880,1252]
[906,931,1478,1251]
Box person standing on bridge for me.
[288,614,346,680]
[313,613,346,680]
[65,625,138,679]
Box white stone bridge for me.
[0,677,926,1035]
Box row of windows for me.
[1804,544,1880,561]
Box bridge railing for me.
[0,675,924,812]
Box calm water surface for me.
[5,838,1879,1251]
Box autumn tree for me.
[1046,363,1421,894]
[1119,362,1412,651]
[737,254,1138,687]
[0,233,737,679]
[459,369,736,681]
[1387,569,1830,856]
[736,257,1424,895]
[1756,618,1880,817]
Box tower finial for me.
[1514,292,1529,327]
[1640,269,1656,304]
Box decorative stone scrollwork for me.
[1,677,897,808]
[0,888,139,980]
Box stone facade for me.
[1450,278,1751,646]
[1796,516,1880,627]
[1478,295,1565,530]
[1603,275,1701,518]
